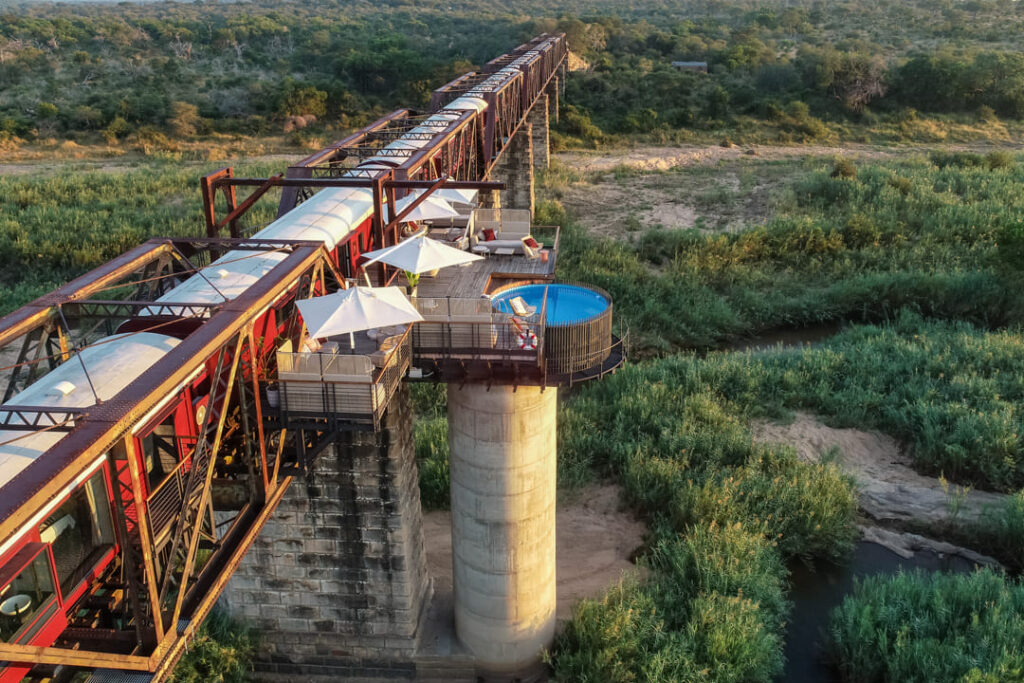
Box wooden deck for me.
[415,250,556,299]
[365,225,560,299]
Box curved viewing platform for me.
[367,208,626,386]
[491,282,618,379]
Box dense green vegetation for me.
[828,570,1024,683]
[547,314,1024,681]
[547,342,860,680]
[0,161,279,315]
[561,21,1024,144]
[0,1,523,144]
[534,155,1024,679]
[3,0,1024,152]
[552,525,792,681]
[548,152,1024,354]
[411,383,450,510]
[170,611,257,683]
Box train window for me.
[39,470,115,595]
[340,242,352,278]
[0,548,56,643]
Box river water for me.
[783,540,977,682]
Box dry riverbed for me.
[753,412,1006,566]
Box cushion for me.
[483,228,497,241]
[524,237,539,249]
[482,239,525,251]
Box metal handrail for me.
[411,296,545,366]
[274,329,412,425]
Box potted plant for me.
[405,270,421,297]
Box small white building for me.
[671,61,709,73]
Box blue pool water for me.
[491,284,609,325]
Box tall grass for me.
[552,523,790,683]
[171,611,257,683]
[549,313,1024,676]
[415,415,450,511]
[564,311,1024,492]
[828,569,1024,683]
[548,325,860,679]
[745,313,1024,492]
[954,490,1024,571]
[0,162,280,315]
[542,155,1024,354]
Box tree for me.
[969,52,1024,119]
[37,102,58,119]
[168,102,200,137]
[892,54,965,112]
[799,48,886,112]
[830,53,887,112]
[276,82,327,118]
[103,116,130,144]
[70,105,103,130]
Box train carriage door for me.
[339,240,353,279]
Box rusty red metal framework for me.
[0,33,568,682]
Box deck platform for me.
[416,252,555,298]
[382,225,560,299]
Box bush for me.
[559,104,604,143]
[171,611,257,683]
[828,570,1024,683]
[551,524,789,683]
[649,523,789,632]
[132,126,179,154]
[831,157,857,179]
[985,150,1015,170]
[103,116,131,143]
[550,577,693,682]
[965,490,1024,570]
[169,101,200,137]
[929,151,984,169]
[673,453,857,563]
[415,415,450,510]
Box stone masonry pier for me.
[220,384,434,680]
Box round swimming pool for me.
[491,283,613,376]
[491,284,609,324]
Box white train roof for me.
[156,186,376,307]
[0,332,180,489]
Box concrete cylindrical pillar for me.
[447,384,557,677]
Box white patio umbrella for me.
[296,286,423,349]
[361,232,483,275]
[384,193,460,223]
[406,187,479,206]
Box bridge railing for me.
[275,327,411,429]
[410,296,545,369]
